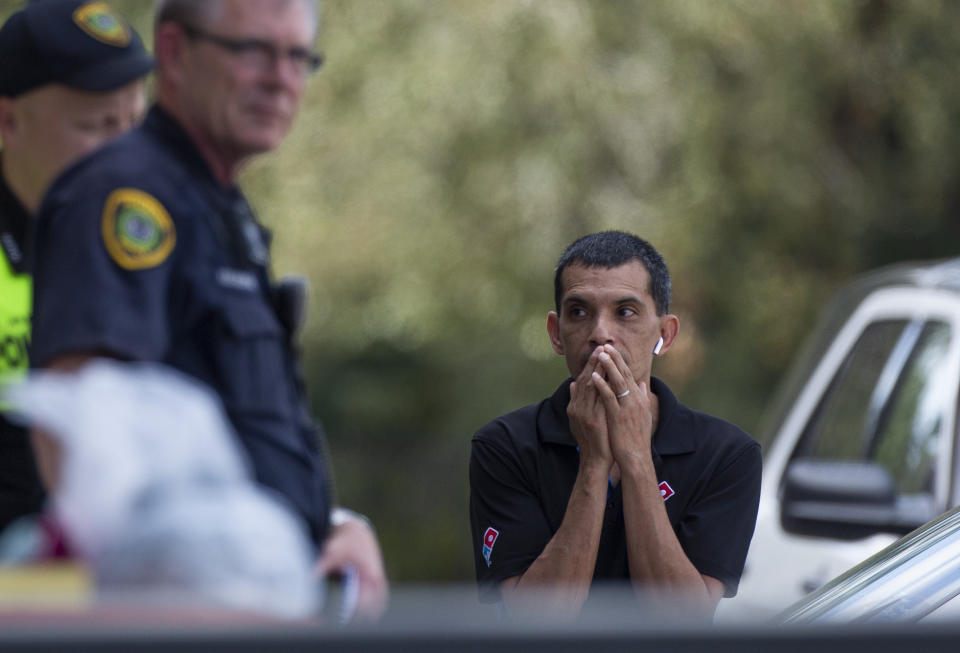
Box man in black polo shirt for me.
[469,230,761,618]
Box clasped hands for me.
[568,344,654,473]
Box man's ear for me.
[546,311,564,355]
[656,314,680,356]
[153,22,188,88]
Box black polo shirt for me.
[31,106,332,546]
[469,376,761,602]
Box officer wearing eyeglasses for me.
[28,0,388,620]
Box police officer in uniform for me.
[29,0,388,619]
[469,231,761,619]
[0,0,151,534]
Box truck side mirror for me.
[780,459,935,539]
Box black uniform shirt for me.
[31,106,332,545]
[0,165,45,532]
[469,377,761,602]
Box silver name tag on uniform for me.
[1,232,22,265]
[216,267,258,292]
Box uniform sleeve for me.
[676,440,762,597]
[469,432,555,603]
[31,180,176,367]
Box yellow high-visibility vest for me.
[0,248,30,411]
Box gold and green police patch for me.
[73,1,131,48]
[101,188,176,270]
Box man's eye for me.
[618,307,637,317]
[230,40,262,54]
[287,48,311,64]
[227,40,272,61]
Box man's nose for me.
[588,315,614,347]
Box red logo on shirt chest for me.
[658,481,675,501]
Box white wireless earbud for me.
[653,336,664,356]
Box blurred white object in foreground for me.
[3,360,319,618]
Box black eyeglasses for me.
[180,23,324,76]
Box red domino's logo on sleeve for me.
[658,481,675,501]
[482,527,499,567]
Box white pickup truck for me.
[721,258,960,620]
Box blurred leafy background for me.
[3,0,960,582]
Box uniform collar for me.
[539,376,697,458]
[144,105,226,193]
[144,105,273,269]
[0,158,32,274]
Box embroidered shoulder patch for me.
[101,188,176,270]
[73,2,131,47]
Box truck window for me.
[795,319,951,497]
[799,319,908,461]
[871,321,950,495]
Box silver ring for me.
[616,389,630,399]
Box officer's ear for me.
[153,21,190,87]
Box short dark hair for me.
[553,230,671,315]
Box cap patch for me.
[73,2,131,47]
[482,527,499,568]
[101,188,176,270]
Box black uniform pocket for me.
[212,298,296,426]
[205,297,321,523]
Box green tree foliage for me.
[5,0,960,582]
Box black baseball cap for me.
[0,0,153,97]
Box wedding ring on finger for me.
[616,389,630,399]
